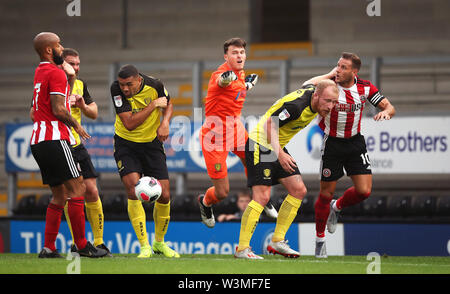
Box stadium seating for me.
[13,195,37,216]
[34,194,51,216]
[361,196,388,218]
[435,196,450,219]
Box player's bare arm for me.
[60,61,76,93]
[50,94,90,139]
[157,99,173,142]
[374,97,396,121]
[302,67,337,86]
[118,96,168,131]
[70,94,98,120]
[265,116,297,174]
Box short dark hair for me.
[237,188,251,198]
[62,48,79,58]
[223,37,246,54]
[118,64,139,79]
[341,52,361,70]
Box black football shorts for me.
[31,140,81,187]
[245,138,300,187]
[320,133,372,182]
[71,144,98,179]
[113,134,169,180]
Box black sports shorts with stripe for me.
[71,144,98,179]
[30,140,81,187]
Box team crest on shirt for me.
[263,168,271,179]
[322,168,331,178]
[114,95,123,107]
[214,163,222,172]
[278,109,290,121]
[359,95,367,103]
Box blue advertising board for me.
[5,121,244,174]
[344,223,450,256]
[8,220,450,256]
[5,123,37,172]
[9,220,295,255]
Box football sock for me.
[127,199,149,247]
[314,193,332,238]
[67,197,88,250]
[203,186,220,207]
[272,194,302,242]
[63,202,74,244]
[335,186,370,210]
[237,200,264,251]
[153,201,170,242]
[85,198,104,247]
[44,203,64,251]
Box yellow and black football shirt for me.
[110,74,170,143]
[71,78,93,147]
[249,84,317,150]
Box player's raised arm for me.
[245,73,259,90]
[60,61,76,94]
[71,94,98,120]
[217,70,237,87]
[302,67,337,87]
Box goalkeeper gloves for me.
[218,70,237,87]
[245,74,258,90]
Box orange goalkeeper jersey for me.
[204,62,247,120]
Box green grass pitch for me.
[1,253,449,274]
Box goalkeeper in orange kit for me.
[198,37,277,228]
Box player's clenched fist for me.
[245,73,258,90]
[153,97,168,108]
[218,70,237,87]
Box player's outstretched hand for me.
[74,124,91,140]
[373,110,391,121]
[219,70,237,87]
[245,74,259,90]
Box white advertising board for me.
[285,116,450,174]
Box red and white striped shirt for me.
[30,62,75,145]
[318,77,384,138]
